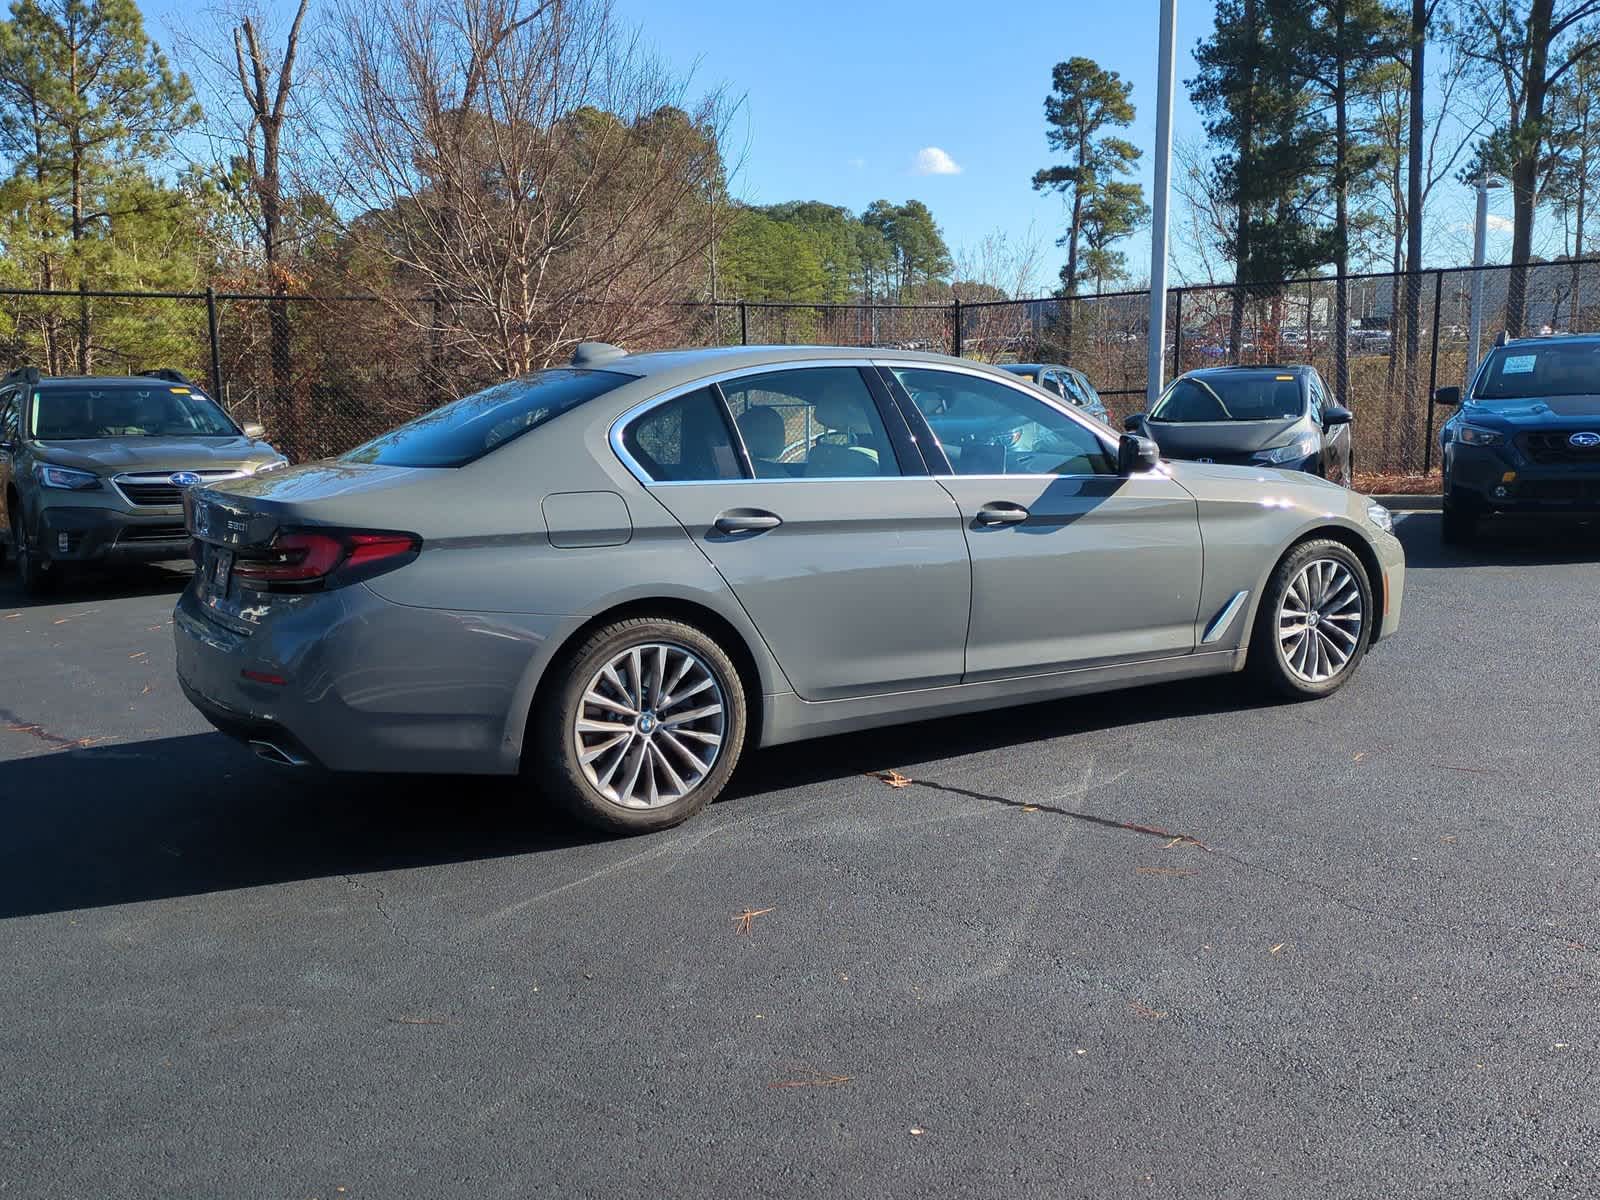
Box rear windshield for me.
[344,369,630,468]
[31,384,238,439]
[1474,343,1600,399]
[1149,373,1305,423]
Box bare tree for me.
[1170,137,1235,285]
[325,0,730,379]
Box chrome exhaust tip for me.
[249,739,308,767]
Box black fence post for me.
[738,300,748,346]
[1424,270,1444,474]
[205,285,223,400]
[952,297,963,358]
[1170,288,1182,380]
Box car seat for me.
[736,406,789,478]
[806,396,883,477]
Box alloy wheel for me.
[1277,558,1364,684]
[572,642,727,809]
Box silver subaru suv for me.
[0,367,287,593]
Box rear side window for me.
[345,369,629,468]
[0,390,16,441]
[621,387,743,482]
[720,366,902,478]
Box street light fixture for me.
[1466,173,1505,383]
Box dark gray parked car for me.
[1130,365,1354,485]
[175,344,1404,834]
[0,367,286,593]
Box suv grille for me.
[1518,431,1600,465]
[117,524,189,543]
[113,471,245,507]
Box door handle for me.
[975,502,1030,526]
[713,509,782,534]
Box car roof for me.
[998,363,1056,372]
[588,344,1031,392]
[1495,333,1600,347]
[30,375,204,388]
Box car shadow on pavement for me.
[0,733,593,920]
[1396,511,1600,567]
[1,674,1281,920]
[0,560,193,610]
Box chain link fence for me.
[3,259,1598,473]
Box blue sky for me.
[146,0,1521,289]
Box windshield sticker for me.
[1501,354,1537,375]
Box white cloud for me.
[912,146,962,176]
[847,156,865,170]
[1484,214,1514,233]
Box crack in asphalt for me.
[0,705,80,750]
[341,874,469,963]
[902,772,1600,963]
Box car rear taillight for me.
[232,529,420,590]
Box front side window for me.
[346,368,629,468]
[894,367,1115,476]
[1149,373,1306,423]
[720,366,901,478]
[30,385,240,440]
[621,387,743,482]
[1474,342,1600,400]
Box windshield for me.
[1474,343,1600,400]
[344,368,630,468]
[30,384,239,439]
[1149,374,1305,423]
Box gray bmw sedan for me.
[175,344,1405,833]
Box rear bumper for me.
[172,582,563,775]
[35,504,191,563]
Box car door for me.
[0,387,18,533]
[617,365,972,702]
[883,364,1203,682]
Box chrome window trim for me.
[1201,590,1250,644]
[112,469,247,507]
[609,358,914,487]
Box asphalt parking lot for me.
[3,514,1600,1198]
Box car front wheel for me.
[532,616,748,834]
[1248,539,1372,700]
[9,509,54,595]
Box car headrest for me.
[737,406,785,459]
[814,395,872,434]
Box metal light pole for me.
[1146,0,1178,407]
[1466,174,1503,383]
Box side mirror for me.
[0,439,13,454]
[1433,386,1461,407]
[1123,412,1148,433]
[1322,405,1353,427]
[242,421,267,440]
[1118,433,1161,475]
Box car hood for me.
[1146,417,1302,457]
[34,435,280,473]
[1164,459,1353,507]
[1461,394,1600,427]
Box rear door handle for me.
[713,509,783,534]
[975,502,1030,526]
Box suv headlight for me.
[1365,501,1393,534]
[35,464,101,490]
[1458,424,1502,446]
[1255,431,1320,465]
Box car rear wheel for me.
[1248,539,1372,700]
[533,617,748,834]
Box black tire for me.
[1247,538,1373,700]
[9,508,54,596]
[531,616,748,835]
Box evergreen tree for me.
[0,0,200,372]
[1031,57,1145,322]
